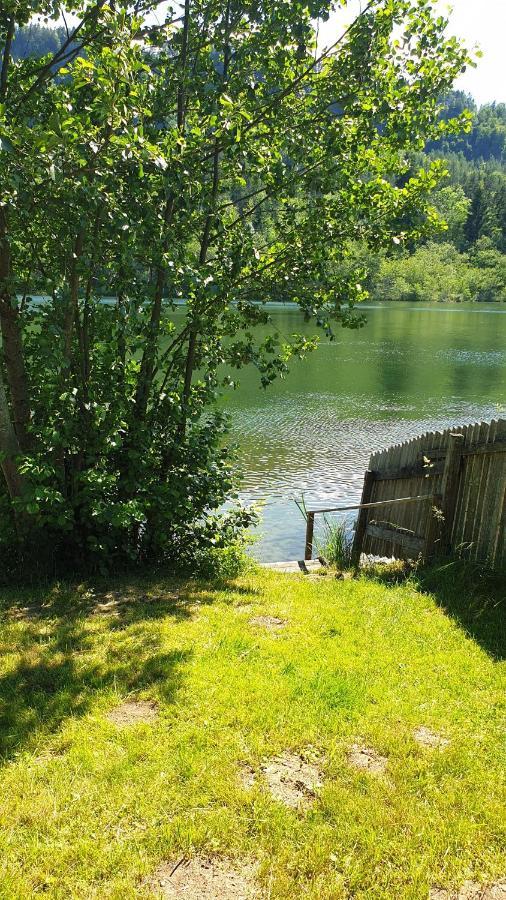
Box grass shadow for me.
[0,576,206,761]
[416,559,506,661]
[0,571,263,761]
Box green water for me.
[217,301,506,561]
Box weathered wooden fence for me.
[353,419,506,568]
[304,419,505,569]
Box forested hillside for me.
[11,23,68,61]
[375,91,506,302]
[321,91,506,303]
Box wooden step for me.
[261,558,326,574]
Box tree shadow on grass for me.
[0,580,202,761]
[0,612,191,760]
[0,575,259,627]
[416,559,506,661]
[0,573,260,761]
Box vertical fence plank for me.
[351,470,375,566]
[474,420,496,561]
[440,432,464,554]
[425,493,442,560]
[304,512,315,561]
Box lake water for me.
[218,302,506,562]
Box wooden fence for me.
[304,419,505,569]
[353,419,506,568]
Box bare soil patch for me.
[261,750,323,808]
[249,616,286,632]
[347,743,388,774]
[414,726,450,749]
[107,699,158,727]
[147,856,260,898]
[430,880,506,899]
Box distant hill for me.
[428,91,506,163]
[11,23,68,61]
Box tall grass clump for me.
[318,516,354,569]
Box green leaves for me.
[0,0,474,573]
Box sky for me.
[318,0,506,105]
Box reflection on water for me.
[220,302,506,562]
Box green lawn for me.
[0,566,504,899]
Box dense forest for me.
[11,25,506,304]
[375,92,506,302]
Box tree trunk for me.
[0,207,32,450]
[0,365,27,516]
[63,229,85,364]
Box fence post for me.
[304,512,315,561]
[351,469,375,567]
[425,493,442,560]
[440,432,464,555]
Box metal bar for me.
[304,511,315,561]
[306,493,434,517]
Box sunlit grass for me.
[0,567,504,898]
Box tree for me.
[0,0,470,575]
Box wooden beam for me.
[420,438,506,462]
[374,461,443,482]
[304,511,315,561]
[365,521,425,555]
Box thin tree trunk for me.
[63,228,85,364]
[133,0,191,424]
[0,366,27,528]
[0,207,32,449]
[133,195,175,420]
[177,0,231,437]
[0,17,15,101]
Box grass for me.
[0,564,504,899]
[317,516,354,570]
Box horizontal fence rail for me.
[304,494,435,561]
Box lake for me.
[218,301,506,562]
